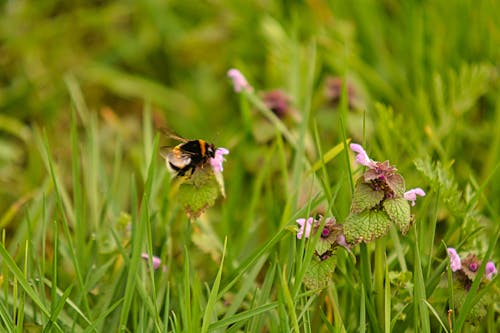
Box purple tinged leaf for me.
[385,173,406,197]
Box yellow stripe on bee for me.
[173,146,183,158]
[199,140,206,156]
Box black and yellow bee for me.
[160,130,216,177]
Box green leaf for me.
[315,239,333,256]
[383,198,412,235]
[176,167,221,218]
[302,253,337,290]
[453,287,489,325]
[343,210,392,244]
[386,173,406,196]
[351,182,385,213]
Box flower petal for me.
[210,147,229,172]
[227,68,253,93]
[404,188,426,206]
[141,253,162,270]
[350,143,377,168]
[296,217,314,239]
[447,247,461,272]
[485,261,497,280]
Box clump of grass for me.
[1,1,499,332]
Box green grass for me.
[1,0,499,332]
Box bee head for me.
[206,143,216,158]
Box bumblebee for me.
[160,131,216,177]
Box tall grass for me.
[1,0,499,332]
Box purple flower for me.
[447,248,462,272]
[469,262,478,272]
[262,89,291,119]
[324,76,360,109]
[404,188,426,206]
[336,234,350,249]
[210,147,229,172]
[141,253,162,270]
[350,143,377,169]
[485,261,497,280]
[296,217,315,239]
[227,69,253,93]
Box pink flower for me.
[210,147,229,172]
[262,89,291,118]
[447,248,461,272]
[141,253,162,270]
[404,188,426,206]
[485,261,497,280]
[335,234,350,249]
[227,69,253,93]
[350,143,377,169]
[296,217,315,239]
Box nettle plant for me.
[226,67,499,315]
[296,143,426,289]
[445,248,498,324]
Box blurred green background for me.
[1,0,499,231]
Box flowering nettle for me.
[164,142,229,218]
[446,248,497,284]
[445,247,497,323]
[295,216,348,290]
[294,144,427,289]
[343,144,426,243]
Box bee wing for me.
[159,127,189,143]
[160,146,173,159]
[160,146,192,168]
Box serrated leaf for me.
[414,157,464,216]
[453,287,489,325]
[383,198,412,234]
[386,173,405,196]
[303,253,337,290]
[343,210,392,244]
[315,239,333,256]
[351,182,384,213]
[176,167,220,218]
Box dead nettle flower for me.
[324,76,358,109]
[444,249,498,323]
[485,261,498,280]
[350,143,426,206]
[227,68,253,93]
[343,143,426,244]
[295,216,349,250]
[141,253,166,272]
[404,188,426,206]
[447,247,462,272]
[296,216,348,290]
[261,89,292,119]
[296,217,316,240]
[210,148,230,173]
[446,248,498,287]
